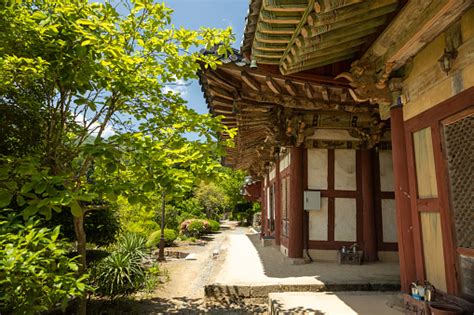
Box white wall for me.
[279,151,291,171]
[382,199,398,243]
[334,149,356,191]
[308,197,329,241]
[379,150,394,192]
[334,198,357,241]
[307,148,328,189]
[269,166,276,181]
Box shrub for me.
[117,233,147,260]
[92,250,145,298]
[0,215,89,314]
[207,219,220,232]
[146,229,177,248]
[92,233,148,298]
[180,219,209,237]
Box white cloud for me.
[163,79,189,97]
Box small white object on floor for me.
[212,249,219,258]
[185,253,197,260]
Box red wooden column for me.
[361,149,378,262]
[261,175,267,235]
[288,147,304,258]
[391,104,417,292]
[275,158,281,245]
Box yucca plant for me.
[117,233,147,260]
[92,233,148,298]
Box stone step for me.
[205,282,400,300]
[268,291,404,315]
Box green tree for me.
[0,0,234,311]
[219,168,247,211]
[195,181,228,219]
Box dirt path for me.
[155,223,233,299]
[87,222,267,314]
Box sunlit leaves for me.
[0,0,235,230]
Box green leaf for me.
[34,181,47,194]
[106,162,117,173]
[51,226,61,241]
[0,188,13,208]
[21,182,36,193]
[21,205,38,219]
[81,40,92,46]
[68,262,79,272]
[16,195,26,206]
[39,206,52,220]
[70,200,83,217]
[5,181,17,190]
[142,181,155,192]
[127,195,139,205]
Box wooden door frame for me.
[404,86,474,295]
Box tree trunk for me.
[158,191,166,261]
[73,213,87,315]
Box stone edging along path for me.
[204,282,401,300]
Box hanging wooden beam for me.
[266,76,282,94]
[284,80,297,96]
[241,71,261,91]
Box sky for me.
[162,0,248,115]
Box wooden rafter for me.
[266,76,282,94]
[304,82,314,99]
[241,71,261,91]
[284,80,297,96]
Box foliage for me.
[195,182,228,219]
[117,233,147,260]
[46,205,120,247]
[146,229,177,248]
[180,219,209,237]
[0,0,234,276]
[207,219,220,232]
[92,233,148,298]
[218,168,247,212]
[0,214,89,314]
[117,197,159,237]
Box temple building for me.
[198,0,474,302]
